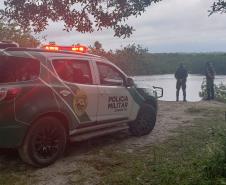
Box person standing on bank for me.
[205,62,215,100]
[175,64,188,102]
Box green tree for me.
[94,41,102,50]
[0,0,161,38]
[107,44,149,75]
[209,0,226,15]
[89,42,149,75]
[0,21,40,47]
[89,41,106,56]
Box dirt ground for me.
[0,100,225,185]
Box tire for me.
[129,104,156,136]
[18,116,67,167]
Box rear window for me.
[0,56,40,83]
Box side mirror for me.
[126,77,134,87]
[153,86,164,98]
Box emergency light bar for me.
[44,46,59,51]
[42,43,88,53]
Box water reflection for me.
[134,74,226,102]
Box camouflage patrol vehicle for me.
[0,43,163,167]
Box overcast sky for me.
[3,0,226,53]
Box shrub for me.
[199,80,226,102]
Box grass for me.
[0,163,34,185]
[1,104,226,185]
[91,106,226,185]
[186,106,204,114]
[0,151,37,185]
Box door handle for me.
[60,90,71,97]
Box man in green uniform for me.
[175,64,188,102]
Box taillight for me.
[0,88,21,101]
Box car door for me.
[51,58,98,125]
[95,61,133,122]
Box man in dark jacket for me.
[175,64,188,102]
[205,62,215,100]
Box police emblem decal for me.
[73,90,88,116]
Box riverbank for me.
[0,100,226,185]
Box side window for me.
[52,59,92,84]
[0,56,40,83]
[97,62,124,86]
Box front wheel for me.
[129,104,156,136]
[18,116,67,167]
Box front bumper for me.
[0,123,28,148]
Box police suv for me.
[0,42,163,167]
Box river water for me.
[134,74,226,102]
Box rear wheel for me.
[129,104,156,136]
[19,116,67,167]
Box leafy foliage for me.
[89,42,149,75]
[0,21,41,47]
[89,41,106,57]
[200,81,226,102]
[109,44,149,75]
[0,0,161,38]
[209,0,226,15]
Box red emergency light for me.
[44,46,59,51]
[42,43,88,53]
[72,46,85,52]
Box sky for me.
[2,0,226,53]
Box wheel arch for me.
[144,97,158,112]
[18,112,68,167]
[33,112,69,135]
[20,111,70,147]
[131,101,157,126]
[129,103,156,136]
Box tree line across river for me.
[140,52,226,76]
[89,43,226,76]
